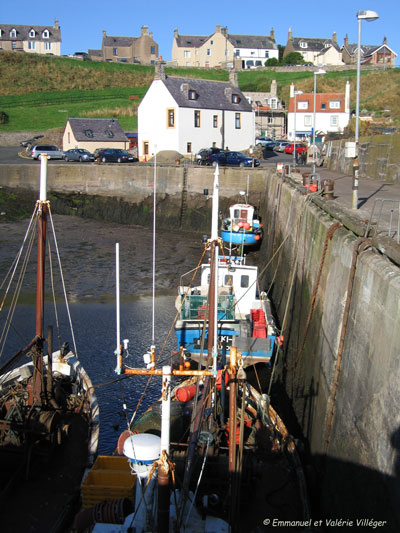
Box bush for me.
[282,52,305,65]
[265,58,279,67]
[0,111,9,124]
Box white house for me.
[287,81,350,141]
[284,29,344,67]
[138,66,254,160]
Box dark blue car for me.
[209,151,260,168]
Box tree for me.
[282,52,305,65]
[265,57,279,67]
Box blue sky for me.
[3,1,398,64]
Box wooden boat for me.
[0,155,99,532]
[73,166,309,532]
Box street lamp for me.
[353,9,379,209]
[312,69,326,177]
[293,90,303,169]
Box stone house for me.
[283,29,343,66]
[0,20,61,55]
[171,25,278,69]
[138,65,254,160]
[342,36,397,68]
[89,26,158,64]
[63,118,128,152]
[243,80,286,139]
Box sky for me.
[2,0,399,65]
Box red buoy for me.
[176,385,196,402]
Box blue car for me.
[210,151,260,168]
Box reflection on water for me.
[1,294,177,455]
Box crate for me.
[82,457,136,509]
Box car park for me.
[98,148,137,163]
[31,145,64,160]
[64,148,95,162]
[209,151,260,168]
[195,147,225,165]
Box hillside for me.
[0,51,399,133]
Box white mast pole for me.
[212,166,219,373]
[115,242,121,373]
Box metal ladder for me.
[364,198,400,244]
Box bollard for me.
[302,173,310,186]
[322,179,334,200]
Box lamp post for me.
[312,69,326,177]
[353,9,379,209]
[293,90,303,169]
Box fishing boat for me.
[0,155,99,532]
[220,202,263,250]
[73,166,309,532]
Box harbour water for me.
[0,214,202,455]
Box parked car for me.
[98,149,137,163]
[255,136,274,147]
[31,145,64,160]
[195,147,225,165]
[274,141,291,152]
[210,151,260,168]
[284,143,307,155]
[263,141,278,151]
[64,148,95,162]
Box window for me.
[206,49,211,56]
[298,101,308,110]
[299,41,308,48]
[187,142,192,153]
[235,49,240,57]
[194,110,201,128]
[28,41,36,50]
[270,98,277,109]
[143,142,149,155]
[167,108,175,128]
[210,40,214,45]
[150,46,155,54]
[213,115,218,128]
[232,94,239,104]
[184,50,190,58]
[265,51,269,58]
[10,28,16,38]
[113,48,118,56]
[84,129,94,138]
[224,275,233,286]
[304,115,312,126]
[11,41,17,49]
[251,51,255,56]
[105,130,114,138]
[29,29,35,38]
[330,116,338,126]
[321,103,326,110]
[188,89,196,100]
[240,275,249,288]
[329,100,340,109]
[42,29,49,39]
[268,117,273,124]
[45,42,52,51]
[246,60,254,67]
[235,112,241,129]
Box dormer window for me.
[29,29,36,38]
[42,29,49,39]
[324,42,330,48]
[299,41,308,49]
[232,94,240,104]
[188,89,197,100]
[105,130,114,138]
[10,28,17,38]
[329,100,340,109]
[84,129,94,138]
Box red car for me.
[284,143,307,155]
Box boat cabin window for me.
[224,275,233,286]
[240,275,249,288]
[233,208,248,220]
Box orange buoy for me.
[176,385,196,402]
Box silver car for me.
[31,144,64,160]
[64,149,95,162]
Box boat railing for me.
[179,294,236,320]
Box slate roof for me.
[88,49,102,57]
[67,118,127,142]
[0,24,61,42]
[162,76,253,112]
[103,36,136,47]
[343,43,397,59]
[175,35,208,48]
[228,34,277,50]
[291,37,341,53]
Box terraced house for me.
[0,20,61,55]
[171,24,278,69]
[283,29,343,66]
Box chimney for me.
[154,61,166,81]
[229,69,238,88]
[54,19,59,30]
[332,31,337,44]
[345,80,350,114]
[270,79,277,98]
[383,36,387,45]
[216,24,221,33]
[141,25,149,37]
[270,27,275,41]
[150,32,153,39]
[174,28,178,39]
[222,26,228,37]
[290,83,294,98]
[288,27,293,41]
[102,29,107,39]
[344,34,349,47]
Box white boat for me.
[0,155,99,531]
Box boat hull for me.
[221,229,262,246]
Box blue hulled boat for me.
[220,203,263,248]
